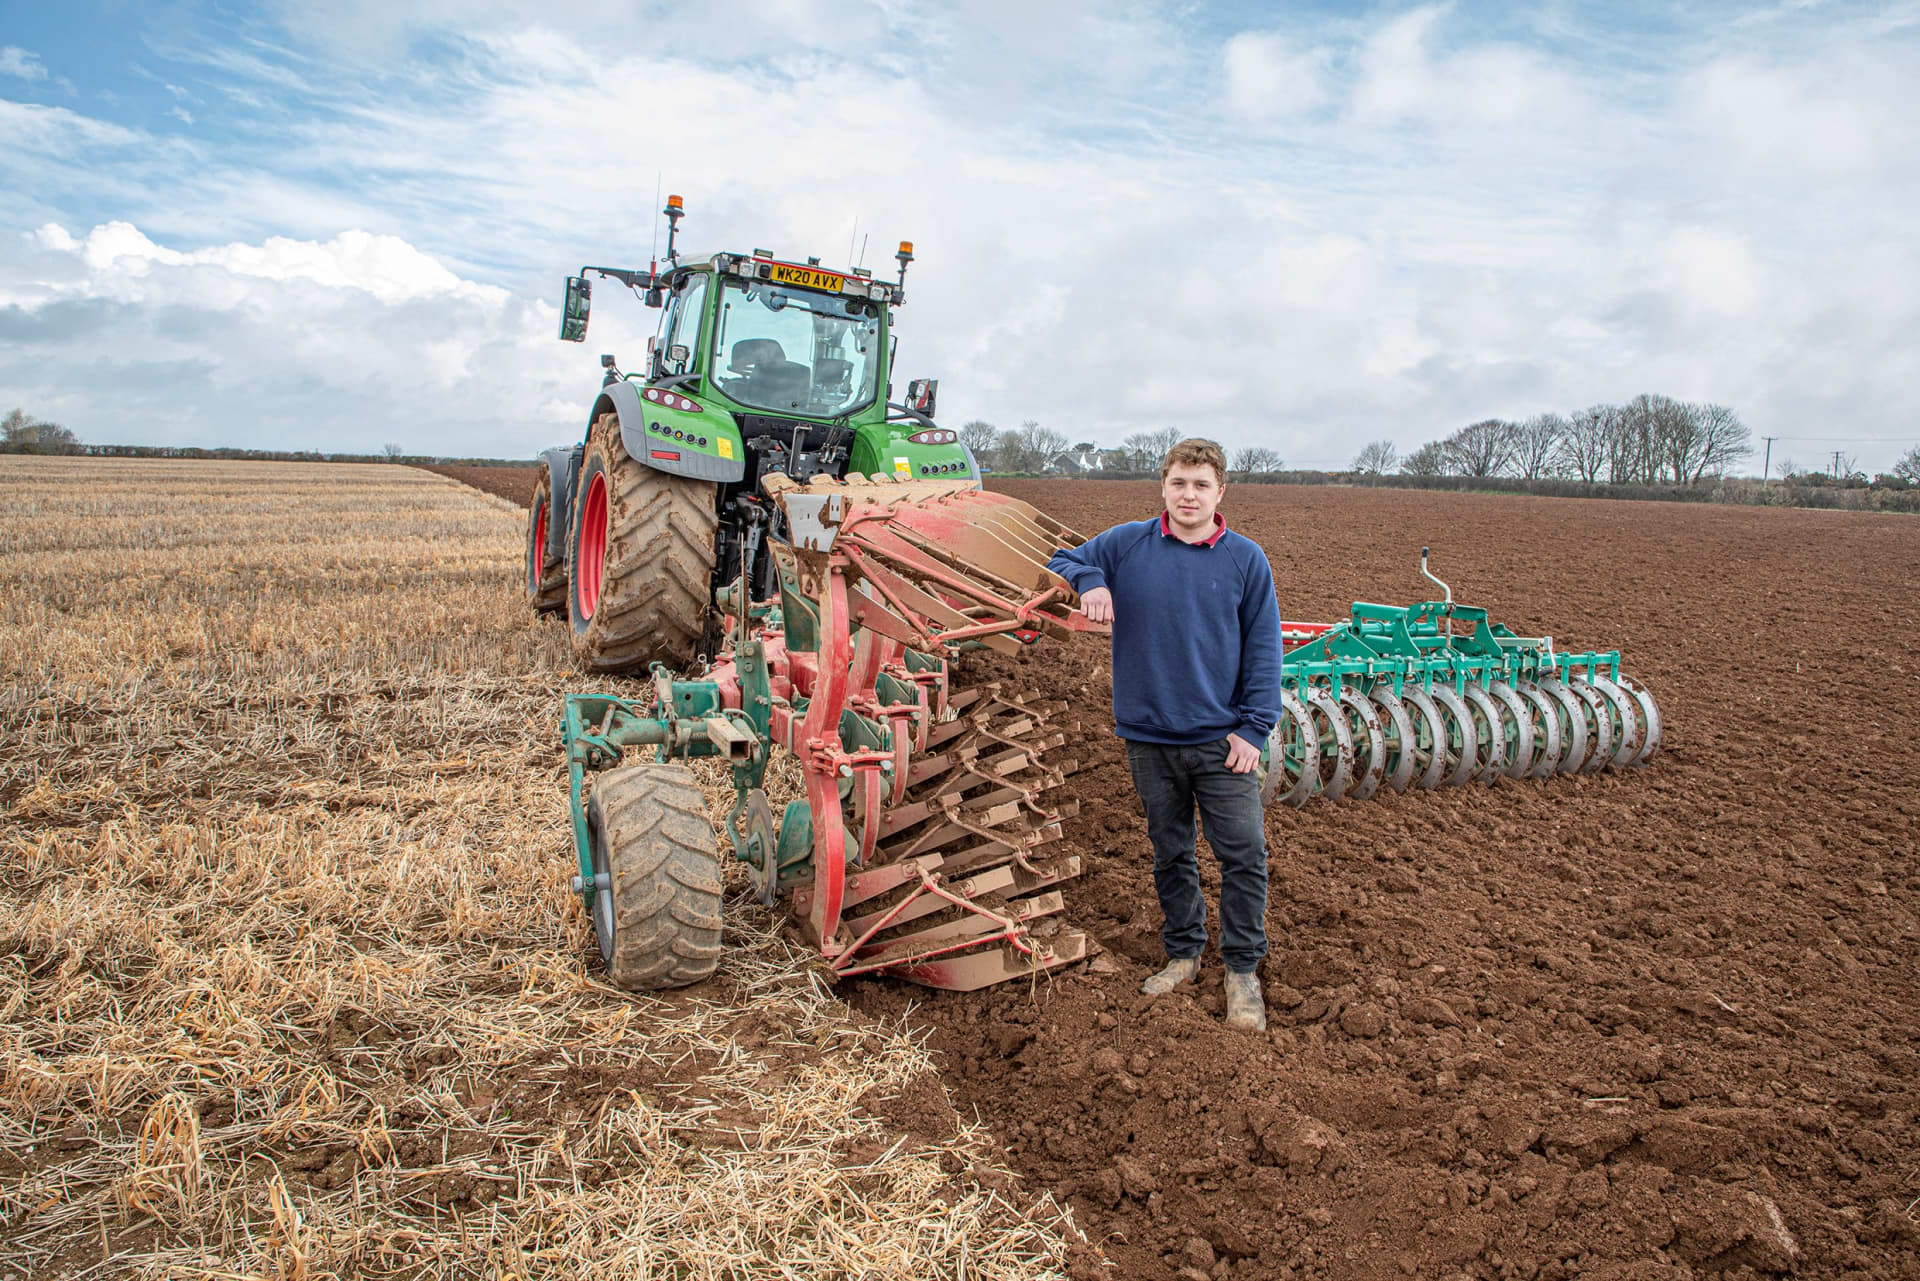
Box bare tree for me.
[1351,439,1397,474]
[1098,447,1137,472]
[1775,457,1802,481]
[1559,404,1618,483]
[1399,441,1449,477]
[1616,393,1690,484]
[1511,414,1567,479]
[1894,445,1920,484]
[989,428,1030,473]
[1017,420,1070,471]
[383,442,405,459]
[1120,427,1181,472]
[1231,446,1282,477]
[958,419,999,454]
[1688,403,1751,481]
[1442,419,1516,477]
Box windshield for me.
[713,277,882,417]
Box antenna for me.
[649,174,661,263]
[847,217,858,270]
[856,233,869,270]
[646,173,662,295]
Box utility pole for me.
[1832,450,1844,478]
[1762,435,1777,482]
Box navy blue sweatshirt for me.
[1047,513,1282,746]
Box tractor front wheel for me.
[567,411,718,672]
[586,764,724,990]
[525,468,567,613]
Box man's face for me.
[1162,462,1224,535]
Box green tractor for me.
[526,195,977,671]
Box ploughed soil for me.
[417,461,539,505]
[851,481,1920,1281]
[437,465,1920,1278]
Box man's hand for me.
[1079,586,1114,625]
[1224,732,1261,774]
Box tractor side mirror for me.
[907,378,938,417]
[560,276,591,342]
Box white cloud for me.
[1222,32,1329,122]
[3,222,571,456]
[0,46,48,81]
[3,4,1919,471]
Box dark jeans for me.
[1124,738,1269,974]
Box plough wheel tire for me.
[525,469,567,613]
[586,764,724,991]
[568,412,719,673]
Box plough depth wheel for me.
[586,764,725,990]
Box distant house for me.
[1044,445,1103,474]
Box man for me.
[1048,438,1282,1032]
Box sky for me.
[2,1,1917,472]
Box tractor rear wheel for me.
[525,468,567,613]
[586,763,724,990]
[567,411,718,672]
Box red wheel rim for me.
[577,471,608,618]
[530,498,547,590]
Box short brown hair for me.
[1161,438,1227,485]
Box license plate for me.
[769,263,843,293]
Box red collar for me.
[1159,510,1227,547]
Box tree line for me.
[1357,395,1760,485]
[958,420,1286,477]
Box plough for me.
[563,474,1105,992]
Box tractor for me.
[526,195,976,674]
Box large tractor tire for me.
[567,411,718,672]
[586,763,724,990]
[525,468,567,613]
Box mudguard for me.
[589,379,745,484]
[539,444,582,570]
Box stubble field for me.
[6,458,1917,1280]
[0,458,1072,1279]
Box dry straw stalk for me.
[0,457,1075,1279]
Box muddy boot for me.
[1140,956,1201,996]
[1225,970,1267,1032]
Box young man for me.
[1047,439,1282,1032]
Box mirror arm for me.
[885,403,936,430]
[579,265,657,291]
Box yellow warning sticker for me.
[893,456,911,475]
[717,437,733,460]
